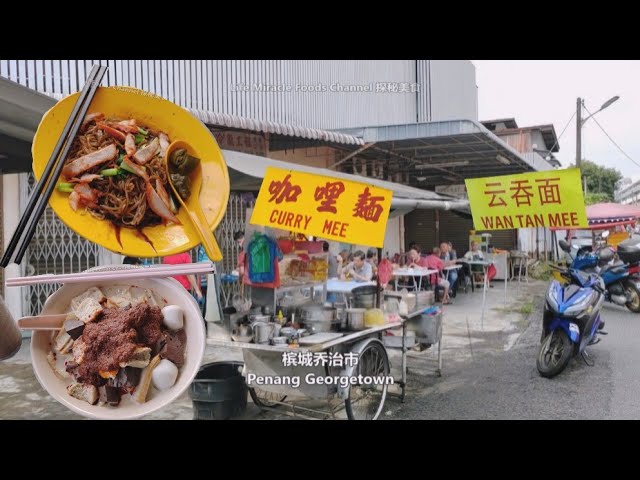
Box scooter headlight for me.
[563,290,596,317]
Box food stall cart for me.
[207,234,416,420]
[207,167,444,419]
[208,319,404,419]
[207,290,443,420]
[207,231,442,420]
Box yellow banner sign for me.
[465,168,588,230]
[250,167,393,247]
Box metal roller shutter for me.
[404,209,517,256]
[404,209,436,253]
[438,210,473,257]
[475,228,516,251]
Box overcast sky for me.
[473,60,640,181]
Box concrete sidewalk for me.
[0,279,546,420]
[438,278,546,362]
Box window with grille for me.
[20,174,254,313]
[20,173,100,315]
[218,192,254,306]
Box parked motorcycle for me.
[537,266,606,378]
[558,233,640,313]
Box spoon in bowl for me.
[165,140,222,261]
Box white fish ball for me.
[162,305,184,331]
[152,359,179,391]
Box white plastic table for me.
[393,268,438,292]
[443,264,462,286]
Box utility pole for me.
[576,97,582,169]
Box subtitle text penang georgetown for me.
[246,373,395,390]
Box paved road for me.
[605,302,640,419]
[5,287,640,420]
[385,300,640,420]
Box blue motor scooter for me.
[559,235,640,313]
[537,265,606,378]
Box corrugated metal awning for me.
[223,149,469,212]
[0,77,56,172]
[334,119,554,174]
[189,109,364,146]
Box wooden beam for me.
[328,142,375,169]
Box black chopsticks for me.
[0,64,108,268]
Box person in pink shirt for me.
[162,252,203,301]
[408,247,451,304]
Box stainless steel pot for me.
[346,308,366,331]
[300,304,334,321]
[251,322,276,344]
[249,314,271,324]
[300,305,339,333]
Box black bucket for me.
[189,361,248,420]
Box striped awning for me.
[586,203,640,226]
[589,217,635,224]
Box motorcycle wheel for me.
[624,281,640,313]
[537,329,573,378]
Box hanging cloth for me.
[244,234,283,287]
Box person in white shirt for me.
[464,241,485,284]
[464,241,484,261]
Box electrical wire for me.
[583,104,640,169]
[545,111,576,158]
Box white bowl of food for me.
[31,276,206,420]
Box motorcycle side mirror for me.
[558,239,571,253]
[602,230,610,239]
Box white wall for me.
[518,227,554,257]
[344,216,402,258]
[383,216,402,256]
[530,131,547,151]
[429,60,478,121]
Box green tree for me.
[585,192,610,205]
[571,160,622,201]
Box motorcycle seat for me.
[600,263,627,275]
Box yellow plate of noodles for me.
[32,86,229,259]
